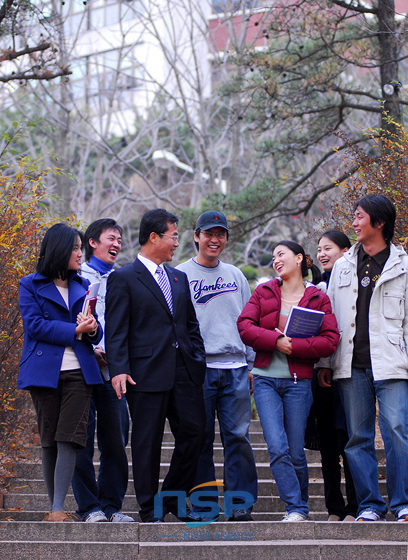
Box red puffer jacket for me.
[237,279,339,379]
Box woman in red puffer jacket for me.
[237,240,339,522]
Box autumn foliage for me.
[325,117,408,245]
[0,141,52,487]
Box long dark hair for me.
[36,223,83,280]
[273,240,309,278]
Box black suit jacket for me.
[105,258,206,391]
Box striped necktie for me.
[156,265,173,314]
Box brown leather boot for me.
[44,510,76,522]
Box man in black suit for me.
[105,209,206,523]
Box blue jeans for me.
[192,366,257,511]
[338,368,408,517]
[253,376,313,517]
[72,381,130,519]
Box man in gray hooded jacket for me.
[319,195,408,523]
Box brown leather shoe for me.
[44,510,77,522]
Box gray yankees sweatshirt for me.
[177,258,255,368]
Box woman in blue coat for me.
[18,223,103,522]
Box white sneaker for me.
[109,511,135,523]
[83,510,108,522]
[281,512,309,522]
[356,510,385,522]
[397,507,408,522]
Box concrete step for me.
[0,520,138,541]
[16,444,269,462]
[19,443,388,465]
[1,521,406,560]
[126,540,408,560]
[7,477,388,498]
[0,493,368,514]
[11,459,387,482]
[1,418,394,558]
[0,509,397,522]
[2,539,405,560]
[1,520,406,541]
[0,510,329,522]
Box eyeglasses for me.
[201,230,227,240]
[160,233,179,243]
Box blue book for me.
[283,306,324,338]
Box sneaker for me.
[109,511,135,523]
[281,512,309,522]
[397,507,408,522]
[229,509,254,521]
[356,510,385,522]
[83,510,109,522]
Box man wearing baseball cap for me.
[177,211,257,521]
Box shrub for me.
[241,264,258,281]
[0,134,53,488]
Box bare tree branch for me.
[0,0,14,25]
[330,0,377,15]
[0,68,71,82]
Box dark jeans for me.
[338,369,408,517]
[315,379,357,518]
[254,375,313,517]
[192,366,257,511]
[72,380,130,519]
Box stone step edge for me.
[5,477,383,485]
[0,513,398,521]
[1,540,405,546]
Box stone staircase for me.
[0,420,405,559]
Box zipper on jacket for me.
[293,372,297,384]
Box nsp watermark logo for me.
[154,480,254,527]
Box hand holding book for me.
[75,310,98,338]
[283,306,324,338]
[275,328,292,355]
[76,282,100,340]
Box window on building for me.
[62,0,139,31]
[212,0,258,14]
[69,47,143,112]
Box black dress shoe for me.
[172,508,219,523]
[174,509,201,523]
[228,509,254,521]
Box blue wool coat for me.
[18,272,103,389]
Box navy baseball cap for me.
[195,211,229,231]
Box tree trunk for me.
[377,0,400,136]
[51,0,72,217]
